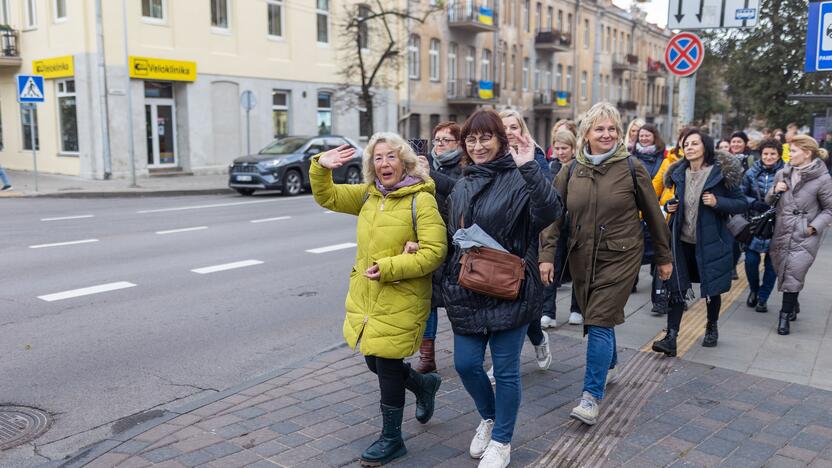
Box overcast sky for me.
[612,0,669,28]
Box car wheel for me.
[345,166,362,184]
[235,188,255,196]
[282,170,303,196]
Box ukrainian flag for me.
[479,7,494,25]
[556,92,569,107]
[478,81,494,99]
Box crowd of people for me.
[309,103,832,468]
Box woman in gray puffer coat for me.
[767,135,832,335]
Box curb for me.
[18,188,236,199]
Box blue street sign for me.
[806,0,832,72]
[16,74,45,103]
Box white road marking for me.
[155,226,209,235]
[38,281,137,302]
[191,260,264,274]
[40,215,95,221]
[306,243,357,254]
[250,216,291,223]
[29,239,100,249]
[137,198,290,214]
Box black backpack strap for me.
[626,156,642,211]
[361,191,369,205]
[412,195,418,241]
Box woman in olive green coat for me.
[310,132,447,467]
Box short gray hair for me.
[577,102,624,153]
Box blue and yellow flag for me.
[555,92,569,107]
[478,81,494,99]
[478,7,494,25]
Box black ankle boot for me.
[746,291,758,307]
[360,404,407,467]
[789,302,799,322]
[702,322,718,347]
[778,312,791,335]
[652,329,678,357]
[404,366,441,424]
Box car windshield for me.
[259,137,308,155]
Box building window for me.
[501,50,507,89]
[567,13,573,34]
[429,38,440,81]
[535,2,541,30]
[522,58,529,91]
[56,79,79,154]
[566,66,573,93]
[316,0,329,44]
[557,10,563,31]
[358,4,370,49]
[267,0,283,37]
[272,90,289,138]
[408,34,420,80]
[20,106,38,151]
[545,66,552,92]
[481,49,491,82]
[510,53,516,91]
[533,62,539,91]
[600,27,605,52]
[465,46,475,80]
[54,0,67,21]
[448,42,457,88]
[316,92,332,135]
[141,0,165,21]
[210,0,229,29]
[24,0,37,28]
[408,114,420,139]
[580,71,587,100]
[606,26,612,52]
[429,114,440,134]
[584,19,590,48]
[0,0,9,25]
[556,64,563,90]
[524,0,530,32]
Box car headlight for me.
[260,159,287,168]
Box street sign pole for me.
[16,74,45,192]
[240,90,257,155]
[28,105,38,192]
[667,74,675,142]
[679,75,697,128]
[246,108,251,156]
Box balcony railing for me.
[447,79,500,104]
[0,29,21,67]
[647,58,665,78]
[448,2,498,33]
[533,90,572,110]
[534,29,571,53]
[612,53,638,72]
[617,100,638,111]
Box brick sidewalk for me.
[64,323,832,468]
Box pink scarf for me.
[375,175,422,196]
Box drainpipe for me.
[405,0,411,137]
[572,0,580,119]
[591,9,602,105]
[94,0,112,179]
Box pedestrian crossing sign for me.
[16,74,45,103]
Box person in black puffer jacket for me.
[413,121,464,374]
[442,109,561,466]
[741,139,784,313]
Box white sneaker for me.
[540,315,557,328]
[606,367,617,387]
[570,392,599,425]
[534,332,552,370]
[478,440,511,468]
[568,311,583,325]
[469,419,494,458]
[486,365,495,385]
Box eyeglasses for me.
[464,134,494,147]
[432,138,457,145]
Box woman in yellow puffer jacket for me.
[310,132,447,467]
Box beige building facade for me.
[404,0,677,147]
[0,0,397,179]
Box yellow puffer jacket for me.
[309,155,447,359]
[654,148,681,217]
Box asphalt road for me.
[0,193,360,466]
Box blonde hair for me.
[498,109,530,136]
[789,134,829,161]
[552,129,577,150]
[362,132,430,183]
[577,102,625,153]
[625,118,646,148]
[550,119,577,147]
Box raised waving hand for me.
[318,144,357,169]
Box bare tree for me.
[336,0,443,137]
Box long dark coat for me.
[442,153,562,335]
[663,152,748,301]
[540,149,672,329]
[427,153,464,308]
[767,158,832,293]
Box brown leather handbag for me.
[458,246,526,300]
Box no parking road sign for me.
[664,32,705,77]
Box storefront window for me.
[57,79,79,154]
[20,106,39,151]
[316,92,332,135]
[272,90,289,138]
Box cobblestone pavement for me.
[59,314,832,468]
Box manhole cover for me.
[0,406,51,450]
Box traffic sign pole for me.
[240,90,257,155]
[29,106,38,192]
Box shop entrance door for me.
[144,81,177,168]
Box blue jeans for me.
[454,324,528,444]
[423,307,438,339]
[745,249,776,303]
[583,326,617,401]
[0,166,10,186]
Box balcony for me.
[534,29,571,53]
[533,90,572,111]
[612,53,638,73]
[617,100,638,111]
[646,58,666,79]
[0,29,21,67]
[447,79,500,105]
[448,3,498,33]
